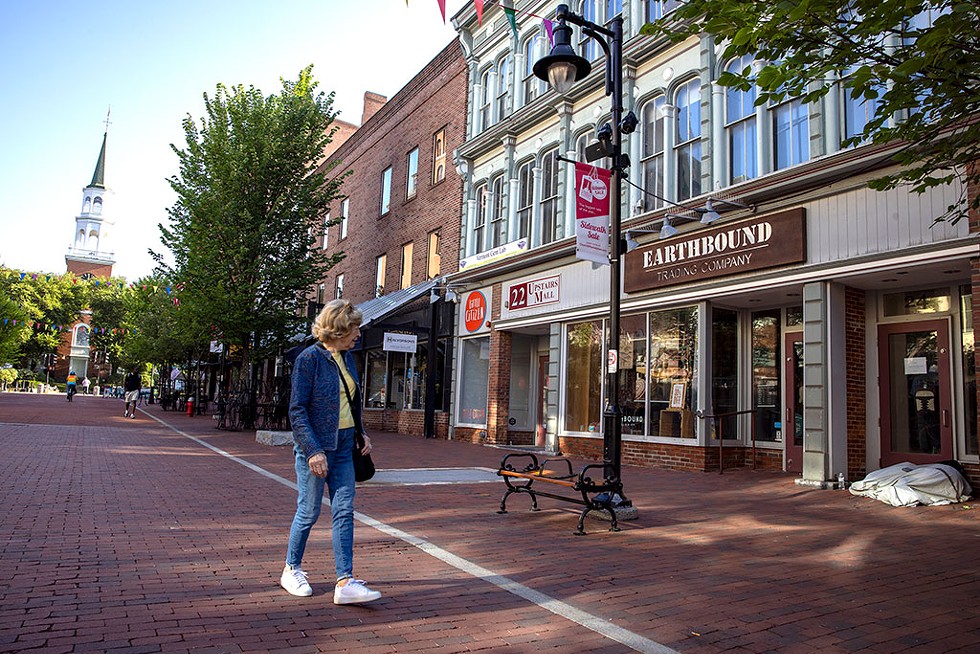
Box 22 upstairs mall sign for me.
[624,208,806,293]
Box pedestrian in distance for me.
[66,371,78,402]
[282,299,380,605]
[123,367,141,418]
[81,376,90,395]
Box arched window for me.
[480,67,494,130]
[82,197,91,214]
[490,175,507,248]
[579,0,600,62]
[516,160,534,240]
[725,54,758,184]
[73,325,90,347]
[771,97,809,170]
[540,148,560,245]
[522,33,543,106]
[474,182,488,252]
[495,54,510,120]
[674,78,702,201]
[92,197,102,215]
[641,96,666,211]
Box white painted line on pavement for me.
[149,413,678,654]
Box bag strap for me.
[336,358,365,445]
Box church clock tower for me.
[65,128,115,278]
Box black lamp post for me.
[534,4,633,486]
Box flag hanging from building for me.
[574,162,611,266]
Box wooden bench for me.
[497,452,629,535]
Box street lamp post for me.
[534,4,633,487]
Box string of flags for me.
[416,0,555,45]
[0,318,136,335]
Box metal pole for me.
[602,16,624,480]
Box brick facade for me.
[317,40,465,302]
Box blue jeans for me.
[285,427,356,580]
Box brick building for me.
[312,39,467,438]
[445,1,980,488]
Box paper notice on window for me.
[904,357,928,375]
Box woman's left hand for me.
[360,433,372,455]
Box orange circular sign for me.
[463,291,488,333]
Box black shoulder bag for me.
[338,368,375,482]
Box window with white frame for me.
[640,96,665,211]
[725,54,758,184]
[334,274,344,299]
[540,148,561,245]
[605,0,622,20]
[495,54,510,120]
[771,98,809,170]
[322,212,330,249]
[675,78,702,202]
[375,254,386,297]
[317,283,324,304]
[474,182,488,252]
[340,199,349,239]
[516,160,534,241]
[490,175,507,248]
[841,73,881,142]
[480,66,494,130]
[644,0,680,21]
[433,128,447,183]
[400,242,413,290]
[406,147,419,199]
[380,166,392,215]
[579,0,600,61]
[522,34,543,106]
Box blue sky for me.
[0,0,462,281]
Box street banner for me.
[574,162,611,266]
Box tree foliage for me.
[643,0,980,221]
[156,65,346,367]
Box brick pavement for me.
[1,392,978,653]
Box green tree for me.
[156,65,346,371]
[0,271,88,368]
[644,0,980,221]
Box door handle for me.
[942,409,949,428]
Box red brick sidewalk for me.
[1,392,978,653]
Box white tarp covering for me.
[849,462,973,507]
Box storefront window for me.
[458,337,490,424]
[406,347,427,411]
[785,305,803,326]
[649,307,698,438]
[388,353,406,409]
[712,308,739,439]
[365,350,387,408]
[619,315,647,435]
[565,321,603,433]
[883,288,950,316]
[751,310,781,443]
[960,286,978,456]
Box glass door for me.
[784,333,804,473]
[878,320,953,466]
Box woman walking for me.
[281,299,380,604]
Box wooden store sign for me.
[624,208,806,293]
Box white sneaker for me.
[333,578,381,605]
[124,411,129,418]
[280,565,313,597]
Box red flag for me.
[437,0,446,22]
[475,0,484,25]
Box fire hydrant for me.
[186,396,194,417]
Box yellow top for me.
[332,351,356,430]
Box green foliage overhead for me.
[643,1,980,221]
[156,65,346,365]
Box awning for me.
[356,279,440,329]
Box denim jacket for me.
[289,343,359,461]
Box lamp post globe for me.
[532,21,591,94]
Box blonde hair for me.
[312,299,363,344]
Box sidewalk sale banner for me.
[574,162,611,266]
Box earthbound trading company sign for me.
[624,208,806,293]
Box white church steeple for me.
[66,117,116,277]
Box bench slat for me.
[499,470,577,487]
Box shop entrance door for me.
[878,320,953,466]
[784,333,804,473]
[536,354,549,447]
